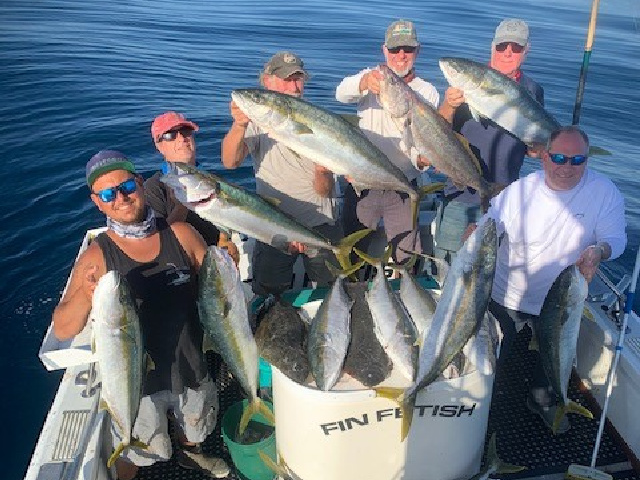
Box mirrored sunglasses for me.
[94,178,138,202]
[495,42,525,53]
[549,153,588,166]
[158,127,195,142]
[387,45,417,54]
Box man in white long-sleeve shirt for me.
[335,20,439,264]
[477,125,626,433]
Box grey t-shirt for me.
[244,123,336,228]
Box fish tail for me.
[107,442,127,468]
[239,398,275,436]
[486,432,526,474]
[335,228,373,272]
[326,259,365,279]
[412,182,446,228]
[353,246,392,267]
[566,400,594,421]
[258,449,286,476]
[374,386,414,441]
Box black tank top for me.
[95,218,207,395]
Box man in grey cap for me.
[336,20,440,267]
[435,18,545,264]
[221,51,341,296]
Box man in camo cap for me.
[222,51,341,296]
[336,20,440,269]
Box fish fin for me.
[292,122,313,135]
[239,398,275,436]
[258,449,286,476]
[107,442,126,468]
[399,248,448,287]
[582,306,596,322]
[339,113,360,127]
[261,195,281,207]
[528,333,539,351]
[99,399,110,412]
[223,300,232,317]
[374,387,414,441]
[326,259,365,279]
[468,104,482,122]
[565,401,594,421]
[131,438,148,450]
[419,182,446,196]
[454,133,483,175]
[353,245,392,267]
[201,333,218,354]
[486,433,526,474]
[335,228,372,272]
[145,353,156,373]
[588,145,612,156]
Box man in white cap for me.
[335,20,440,266]
[221,51,341,296]
[436,18,544,264]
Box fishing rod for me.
[572,0,601,125]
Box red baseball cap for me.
[151,111,199,140]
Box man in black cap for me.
[52,150,230,479]
[221,51,342,296]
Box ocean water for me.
[2,1,639,478]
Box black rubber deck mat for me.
[486,325,639,480]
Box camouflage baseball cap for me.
[385,20,419,49]
[493,18,529,47]
[263,51,308,79]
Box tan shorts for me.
[111,375,219,467]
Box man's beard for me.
[390,65,412,78]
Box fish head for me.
[377,65,413,119]
[91,271,132,328]
[439,57,486,91]
[160,162,220,209]
[232,89,290,127]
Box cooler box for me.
[271,299,495,480]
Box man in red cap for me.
[145,111,238,263]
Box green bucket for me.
[221,399,276,480]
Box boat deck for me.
[131,315,639,480]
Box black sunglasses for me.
[495,42,525,53]
[548,153,588,166]
[158,127,195,142]
[387,45,417,54]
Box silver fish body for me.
[439,57,560,145]
[462,312,498,376]
[408,218,497,397]
[397,271,437,339]
[308,276,353,391]
[161,163,335,253]
[91,271,144,466]
[198,246,273,432]
[377,65,489,197]
[536,265,590,422]
[231,89,417,200]
[365,265,418,382]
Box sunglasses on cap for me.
[158,126,195,142]
[94,178,138,203]
[495,42,525,53]
[387,45,417,54]
[548,153,588,166]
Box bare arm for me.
[171,222,208,271]
[53,243,106,340]
[312,164,335,197]
[221,101,250,169]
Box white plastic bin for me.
[272,301,495,480]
